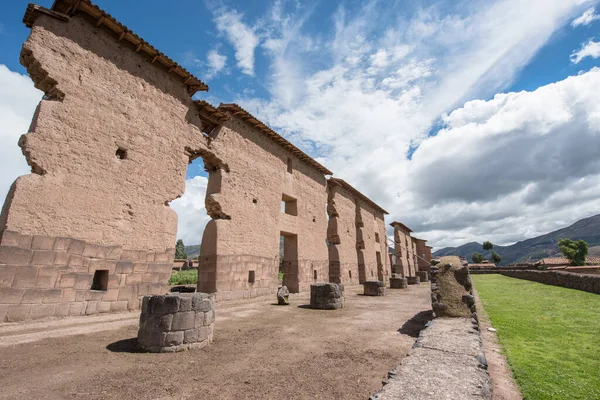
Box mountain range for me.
[433,214,600,265]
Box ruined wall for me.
[392,223,412,277]
[415,239,432,271]
[198,116,329,298]
[326,184,360,285]
[0,12,215,321]
[357,203,388,282]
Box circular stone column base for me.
[137,292,215,353]
[390,277,408,289]
[407,276,421,285]
[417,271,429,282]
[363,280,386,296]
[310,283,344,309]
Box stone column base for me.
[417,271,429,282]
[407,276,420,285]
[310,283,344,309]
[390,277,408,289]
[363,280,385,296]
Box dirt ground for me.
[0,285,431,400]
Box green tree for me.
[482,241,494,251]
[175,239,187,259]
[491,251,502,264]
[558,238,588,266]
[472,252,485,263]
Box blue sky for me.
[1,0,600,248]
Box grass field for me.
[169,269,198,285]
[473,275,600,400]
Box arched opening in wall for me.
[169,157,211,265]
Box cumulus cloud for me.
[0,65,41,206]
[214,10,259,76]
[406,68,600,247]
[571,7,600,26]
[169,176,211,244]
[206,49,227,79]
[571,39,600,63]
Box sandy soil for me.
[0,285,431,400]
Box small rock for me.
[487,327,497,332]
[277,286,290,305]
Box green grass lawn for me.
[473,275,600,400]
[169,269,198,285]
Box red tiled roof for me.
[539,256,600,265]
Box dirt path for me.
[0,285,431,400]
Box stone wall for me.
[137,293,215,353]
[391,222,413,278]
[370,318,491,399]
[0,230,172,322]
[197,106,330,296]
[496,270,600,295]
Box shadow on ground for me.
[106,338,145,353]
[398,310,434,337]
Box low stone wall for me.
[0,230,173,322]
[310,283,344,309]
[363,281,385,296]
[497,270,600,294]
[370,318,491,399]
[137,293,215,353]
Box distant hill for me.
[433,214,600,265]
[184,244,200,259]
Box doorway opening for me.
[280,231,299,292]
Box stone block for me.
[35,266,59,288]
[31,250,56,266]
[53,251,69,266]
[0,265,17,287]
[29,304,56,320]
[203,309,215,326]
[115,261,133,274]
[85,301,97,315]
[126,273,143,285]
[128,299,141,311]
[165,331,184,347]
[53,237,71,251]
[21,289,44,304]
[407,276,420,285]
[6,304,32,321]
[198,325,212,342]
[431,256,474,318]
[105,246,122,261]
[310,283,345,309]
[82,244,101,258]
[0,230,20,247]
[55,303,70,317]
[75,290,86,302]
[74,274,92,290]
[67,239,86,255]
[0,246,33,265]
[0,304,7,322]
[120,250,141,261]
[133,262,148,273]
[68,255,84,267]
[58,273,77,288]
[68,302,85,316]
[277,286,290,305]
[137,283,150,296]
[96,301,111,313]
[183,328,199,344]
[146,252,155,262]
[142,273,159,283]
[149,283,167,295]
[363,281,385,296]
[18,235,33,249]
[179,295,192,312]
[31,235,55,250]
[108,274,119,288]
[148,263,170,273]
[154,252,170,262]
[42,289,63,303]
[172,311,195,331]
[111,300,129,312]
[118,286,134,301]
[12,266,39,288]
[192,296,213,312]
[85,290,104,301]
[62,288,76,302]
[90,259,116,274]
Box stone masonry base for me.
[0,230,173,322]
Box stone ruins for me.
[0,0,430,322]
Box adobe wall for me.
[1,13,213,252]
[0,11,219,321]
[357,202,389,283]
[326,184,360,285]
[392,224,413,277]
[197,115,329,298]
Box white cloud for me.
[407,68,600,248]
[571,39,600,63]
[169,176,211,245]
[214,10,259,76]
[0,65,41,207]
[206,49,227,79]
[571,7,600,26]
